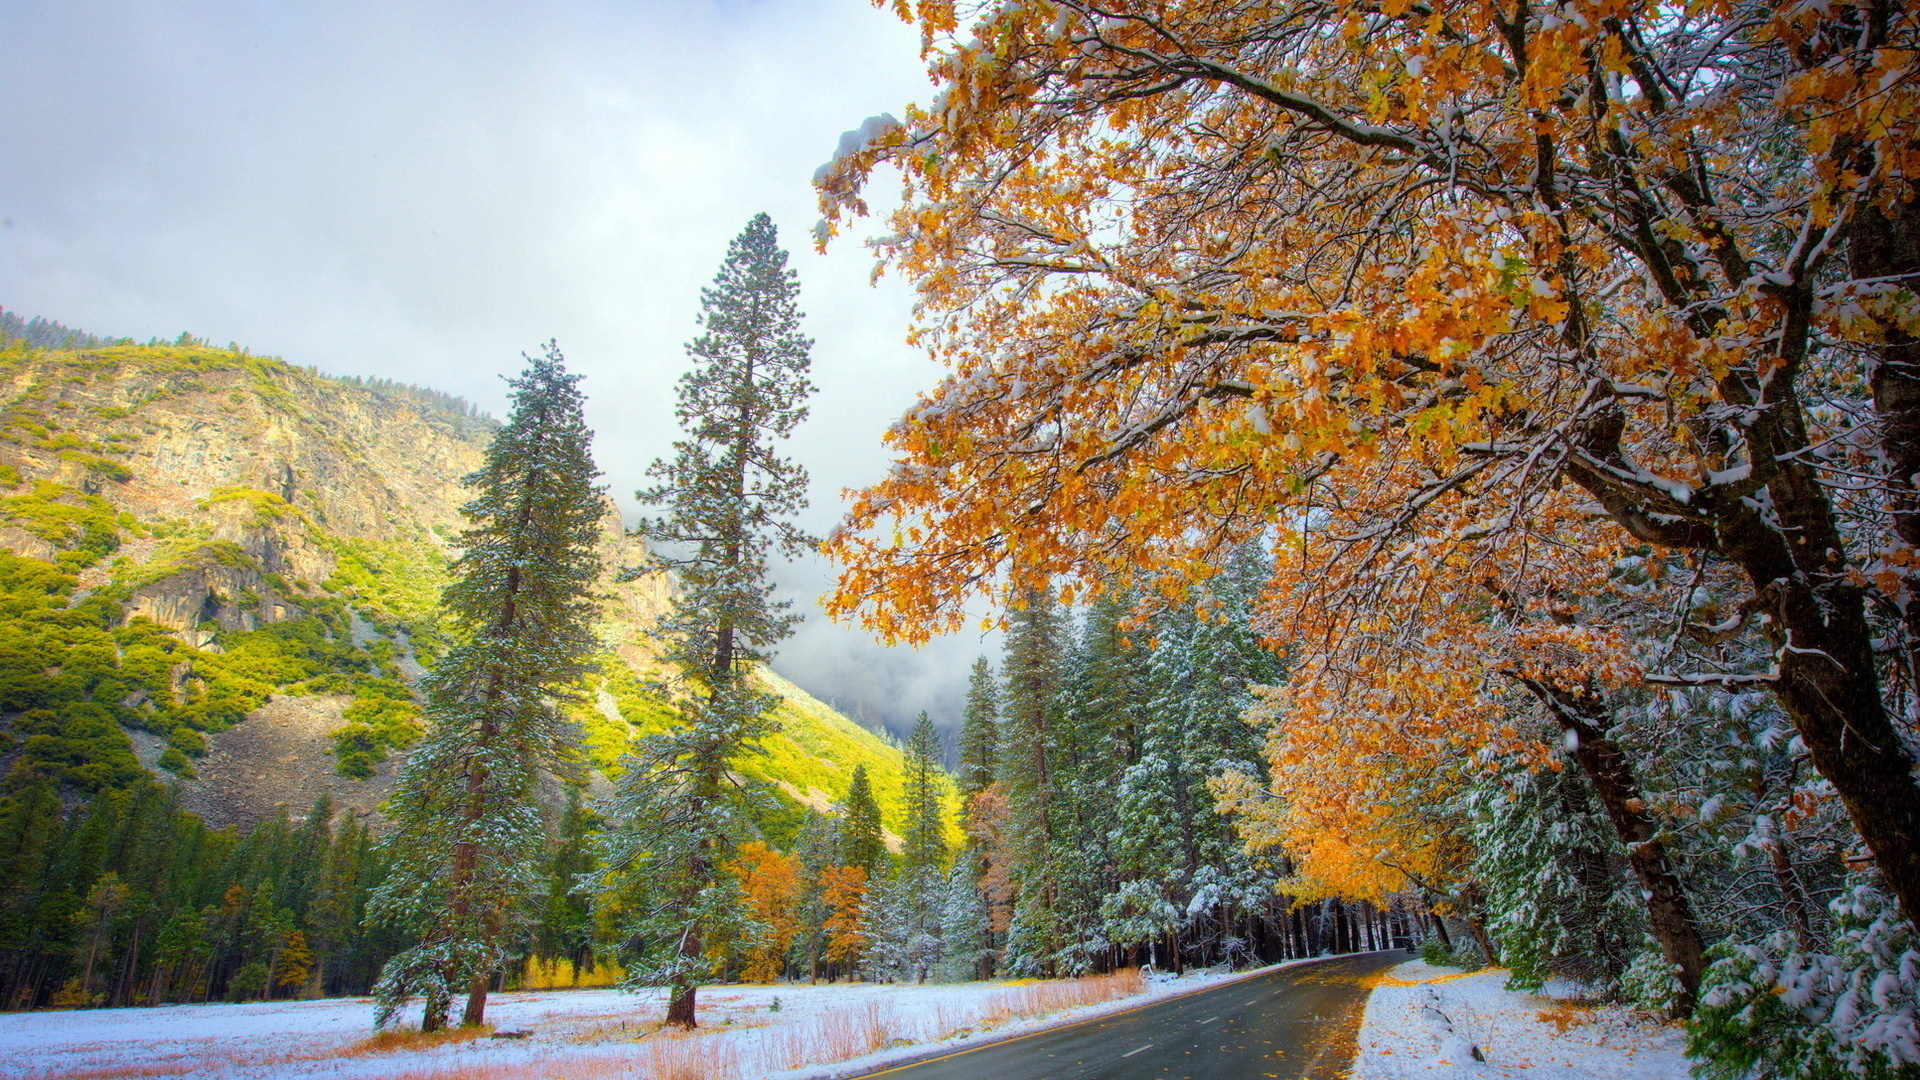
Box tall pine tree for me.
[957,657,999,803]
[999,585,1067,975]
[835,764,887,877]
[901,714,948,879]
[370,344,605,1030]
[597,213,814,1029]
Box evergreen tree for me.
[597,212,815,1029]
[999,586,1067,975]
[938,850,994,981]
[1466,761,1644,992]
[370,343,605,1031]
[836,764,887,876]
[901,714,948,878]
[957,657,999,802]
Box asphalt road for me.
[857,950,1406,1080]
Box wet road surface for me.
[856,950,1404,1080]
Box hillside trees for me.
[596,212,816,1028]
[370,343,605,1031]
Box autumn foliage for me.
[820,866,870,974]
[818,0,1920,944]
[729,842,805,983]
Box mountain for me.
[0,337,933,840]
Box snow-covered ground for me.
[1353,960,1691,1080]
[4,964,1270,1080]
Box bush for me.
[1421,937,1486,971]
[1690,881,1920,1080]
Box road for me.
[857,950,1405,1080]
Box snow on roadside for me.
[1353,960,1690,1080]
[3,963,1284,1080]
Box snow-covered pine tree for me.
[897,713,950,980]
[370,343,604,1031]
[938,850,994,981]
[1000,586,1067,975]
[1467,759,1644,993]
[957,657,999,802]
[596,212,815,1029]
[1047,591,1142,974]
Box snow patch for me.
[1354,961,1689,1080]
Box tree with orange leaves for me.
[821,865,871,980]
[729,842,804,983]
[817,0,1920,946]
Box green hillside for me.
[0,338,943,839]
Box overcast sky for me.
[0,0,999,741]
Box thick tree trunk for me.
[1522,680,1706,1017]
[462,973,489,1027]
[666,983,698,1028]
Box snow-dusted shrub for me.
[1619,939,1682,1014]
[1467,764,1644,995]
[1690,880,1920,1080]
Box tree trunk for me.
[1521,679,1707,1017]
[666,983,698,1028]
[1429,909,1452,951]
[462,973,489,1027]
[1563,254,1920,936]
[1767,838,1819,953]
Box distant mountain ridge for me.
[0,335,931,840]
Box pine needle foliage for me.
[957,657,999,802]
[370,344,605,1032]
[902,713,949,878]
[597,213,815,1029]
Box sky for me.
[0,0,1000,742]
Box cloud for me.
[0,0,983,733]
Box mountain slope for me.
[0,339,933,836]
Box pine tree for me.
[938,850,993,982]
[836,765,887,876]
[369,343,605,1031]
[597,212,815,1029]
[999,586,1067,975]
[902,714,948,878]
[957,657,999,801]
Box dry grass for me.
[347,1023,496,1055]
[979,967,1146,1025]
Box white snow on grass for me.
[3,964,1276,1080]
[1353,960,1691,1080]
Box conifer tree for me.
[938,851,994,981]
[901,714,948,878]
[999,586,1066,975]
[957,658,999,802]
[836,764,887,876]
[597,212,815,1029]
[370,343,604,1031]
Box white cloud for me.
[0,0,981,733]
